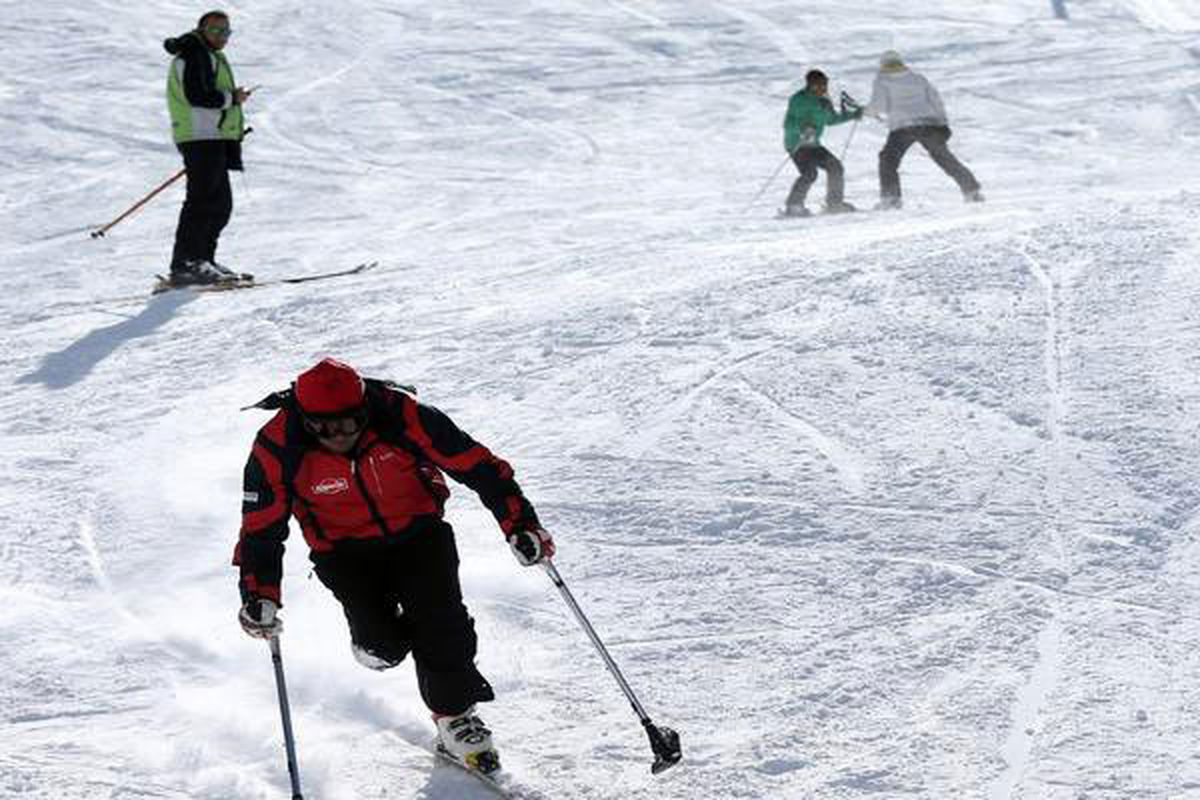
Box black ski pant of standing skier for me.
[170,139,233,271]
[878,125,980,205]
[312,520,495,716]
[785,146,845,211]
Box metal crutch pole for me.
[268,635,305,799]
[542,559,682,774]
[88,168,186,239]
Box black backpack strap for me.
[241,388,293,412]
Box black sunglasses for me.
[302,407,368,439]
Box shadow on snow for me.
[17,291,196,389]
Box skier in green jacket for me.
[163,10,253,285]
[781,69,862,217]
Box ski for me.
[775,207,864,220]
[272,260,379,285]
[434,742,512,798]
[432,741,553,800]
[151,260,378,295]
[152,274,253,294]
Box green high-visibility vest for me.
[166,34,244,143]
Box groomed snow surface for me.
[4,1,1200,798]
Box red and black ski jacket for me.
[234,379,539,604]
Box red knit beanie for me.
[294,358,365,416]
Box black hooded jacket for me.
[163,30,244,167]
[164,31,230,110]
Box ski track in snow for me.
[734,374,869,496]
[1119,0,1200,31]
[987,242,1069,800]
[6,1,1200,798]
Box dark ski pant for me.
[312,520,495,716]
[170,140,233,270]
[878,125,980,203]
[785,146,845,210]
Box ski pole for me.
[837,90,862,162]
[838,117,860,163]
[268,635,305,799]
[744,150,795,213]
[542,559,682,774]
[89,129,251,239]
[88,168,186,239]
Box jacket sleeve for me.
[167,33,231,110]
[232,431,291,604]
[866,75,886,119]
[823,97,858,127]
[400,397,540,536]
[925,78,948,124]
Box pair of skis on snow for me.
[151,260,378,294]
[46,261,381,316]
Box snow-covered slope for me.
[4,1,1200,798]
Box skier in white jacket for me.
[866,50,982,209]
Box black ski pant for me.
[170,140,232,270]
[312,520,495,716]
[878,125,980,203]
[785,146,845,210]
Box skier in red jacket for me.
[234,358,554,772]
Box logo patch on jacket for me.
[313,477,350,495]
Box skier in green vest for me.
[781,69,862,217]
[164,10,253,285]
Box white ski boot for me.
[434,706,500,773]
